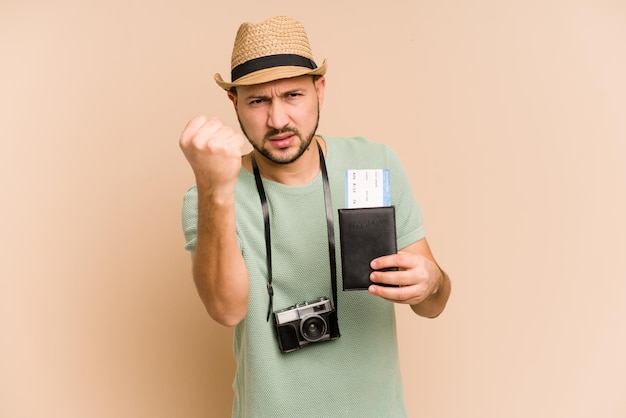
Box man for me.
[180,15,451,418]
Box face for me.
[229,75,325,165]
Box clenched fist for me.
[179,116,246,194]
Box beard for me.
[238,107,320,165]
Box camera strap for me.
[251,139,338,322]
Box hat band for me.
[231,54,317,82]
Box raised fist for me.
[179,116,246,193]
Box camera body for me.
[274,297,339,353]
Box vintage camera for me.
[274,297,340,353]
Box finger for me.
[370,252,418,271]
[371,280,430,304]
[370,269,413,287]
[206,127,246,156]
[181,117,226,152]
[180,115,209,144]
[213,123,245,149]
[233,130,246,150]
[368,284,418,304]
[191,117,224,145]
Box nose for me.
[267,100,289,129]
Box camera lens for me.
[300,315,327,342]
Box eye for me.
[248,98,266,105]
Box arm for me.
[180,116,249,326]
[368,238,451,318]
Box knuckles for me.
[180,117,244,157]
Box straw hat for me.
[214,16,327,90]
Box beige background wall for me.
[2,1,625,417]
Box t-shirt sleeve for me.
[181,186,199,253]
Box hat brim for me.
[214,59,327,90]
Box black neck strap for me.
[251,140,338,321]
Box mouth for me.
[267,132,297,148]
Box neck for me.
[246,136,326,186]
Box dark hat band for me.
[231,54,317,82]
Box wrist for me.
[430,268,445,296]
[196,182,236,207]
[410,269,450,318]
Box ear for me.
[227,89,238,108]
[314,76,326,107]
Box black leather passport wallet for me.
[338,206,398,290]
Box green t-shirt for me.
[182,136,424,418]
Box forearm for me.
[411,269,451,318]
[193,189,249,326]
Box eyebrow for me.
[244,88,305,101]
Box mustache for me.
[263,127,300,141]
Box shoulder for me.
[325,135,392,152]
[324,135,396,158]
[324,136,400,167]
